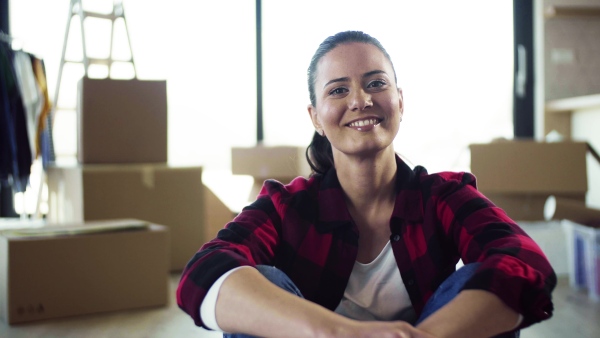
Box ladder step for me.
[82,11,120,20]
[64,58,134,66]
[89,58,133,65]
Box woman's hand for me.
[331,320,437,338]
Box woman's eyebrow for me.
[322,70,388,89]
[323,77,350,89]
[363,70,386,78]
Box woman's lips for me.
[346,118,382,131]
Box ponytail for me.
[305,131,334,176]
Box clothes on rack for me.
[31,57,54,169]
[0,36,50,193]
[31,57,51,161]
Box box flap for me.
[0,219,149,239]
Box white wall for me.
[572,107,600,209]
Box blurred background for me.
[4,0,514,215]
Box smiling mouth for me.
[346,118,382,128]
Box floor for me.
[1,275,598,338]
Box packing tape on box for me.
[141,166,155,189]
[544,195,600,227]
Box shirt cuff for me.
[199,266,255,332]
[513,314,523,330]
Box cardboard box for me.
[47,165,235,271]
[77,77,168,164]
[469,140,588,220]
[232,145,310,179]
[232,145,310,198]
[0,220,169,324]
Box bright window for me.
[9,0,513,213]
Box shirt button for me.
[407,279,414,286]
[390,234,401,242]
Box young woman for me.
[177,31,555,338]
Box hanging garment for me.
[0,43,16,185]
[31,56,51,161]
[13,50,43,159]
[0,42,33,192]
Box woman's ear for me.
[307,104,321,131]
[397,88,404,116]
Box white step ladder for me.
[53,0,137,110]
[36,0,137,216]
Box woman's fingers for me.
[352,321,437,338]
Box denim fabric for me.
[415,263,519,338]
[224,264,519,338]
[416,263,483,324]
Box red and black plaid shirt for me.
[177,156,555,329]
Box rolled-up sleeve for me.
[435,172,556,328]
[176,183,283,328]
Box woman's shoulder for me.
[259,175,320,198]
[428,170,476,185]
[253,176,321,216]
[396,157,477,190]
[412,166,478,192]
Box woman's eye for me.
[367,80,387,88]
[329,87,348,95]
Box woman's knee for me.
[254,265,303,297]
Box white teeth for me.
[349,119,379,127]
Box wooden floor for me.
[1,275,598,338]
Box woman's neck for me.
[334,147,397,214]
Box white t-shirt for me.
[334,241,414,321]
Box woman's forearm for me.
[215,266,350,337]
[416,289,520,338]
[215,267,437,338]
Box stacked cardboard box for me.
[0,219,169,324]
[47,77,235,271]
[77,77,168,164]
[470,140,588,221]
[47,164,234,270]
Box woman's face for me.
[308,42,403,159]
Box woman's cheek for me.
[321,104,342,125]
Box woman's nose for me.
[348,89,373,111]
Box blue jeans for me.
[224,264,519,338]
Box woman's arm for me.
[216,267,436,338]
[416,290,519,338]
[177,185,284,327]
[431,172,555,328]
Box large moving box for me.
[470,140,588,221]
[47,165,235,271]
[0,220,169,324]
[77,77,168,164]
